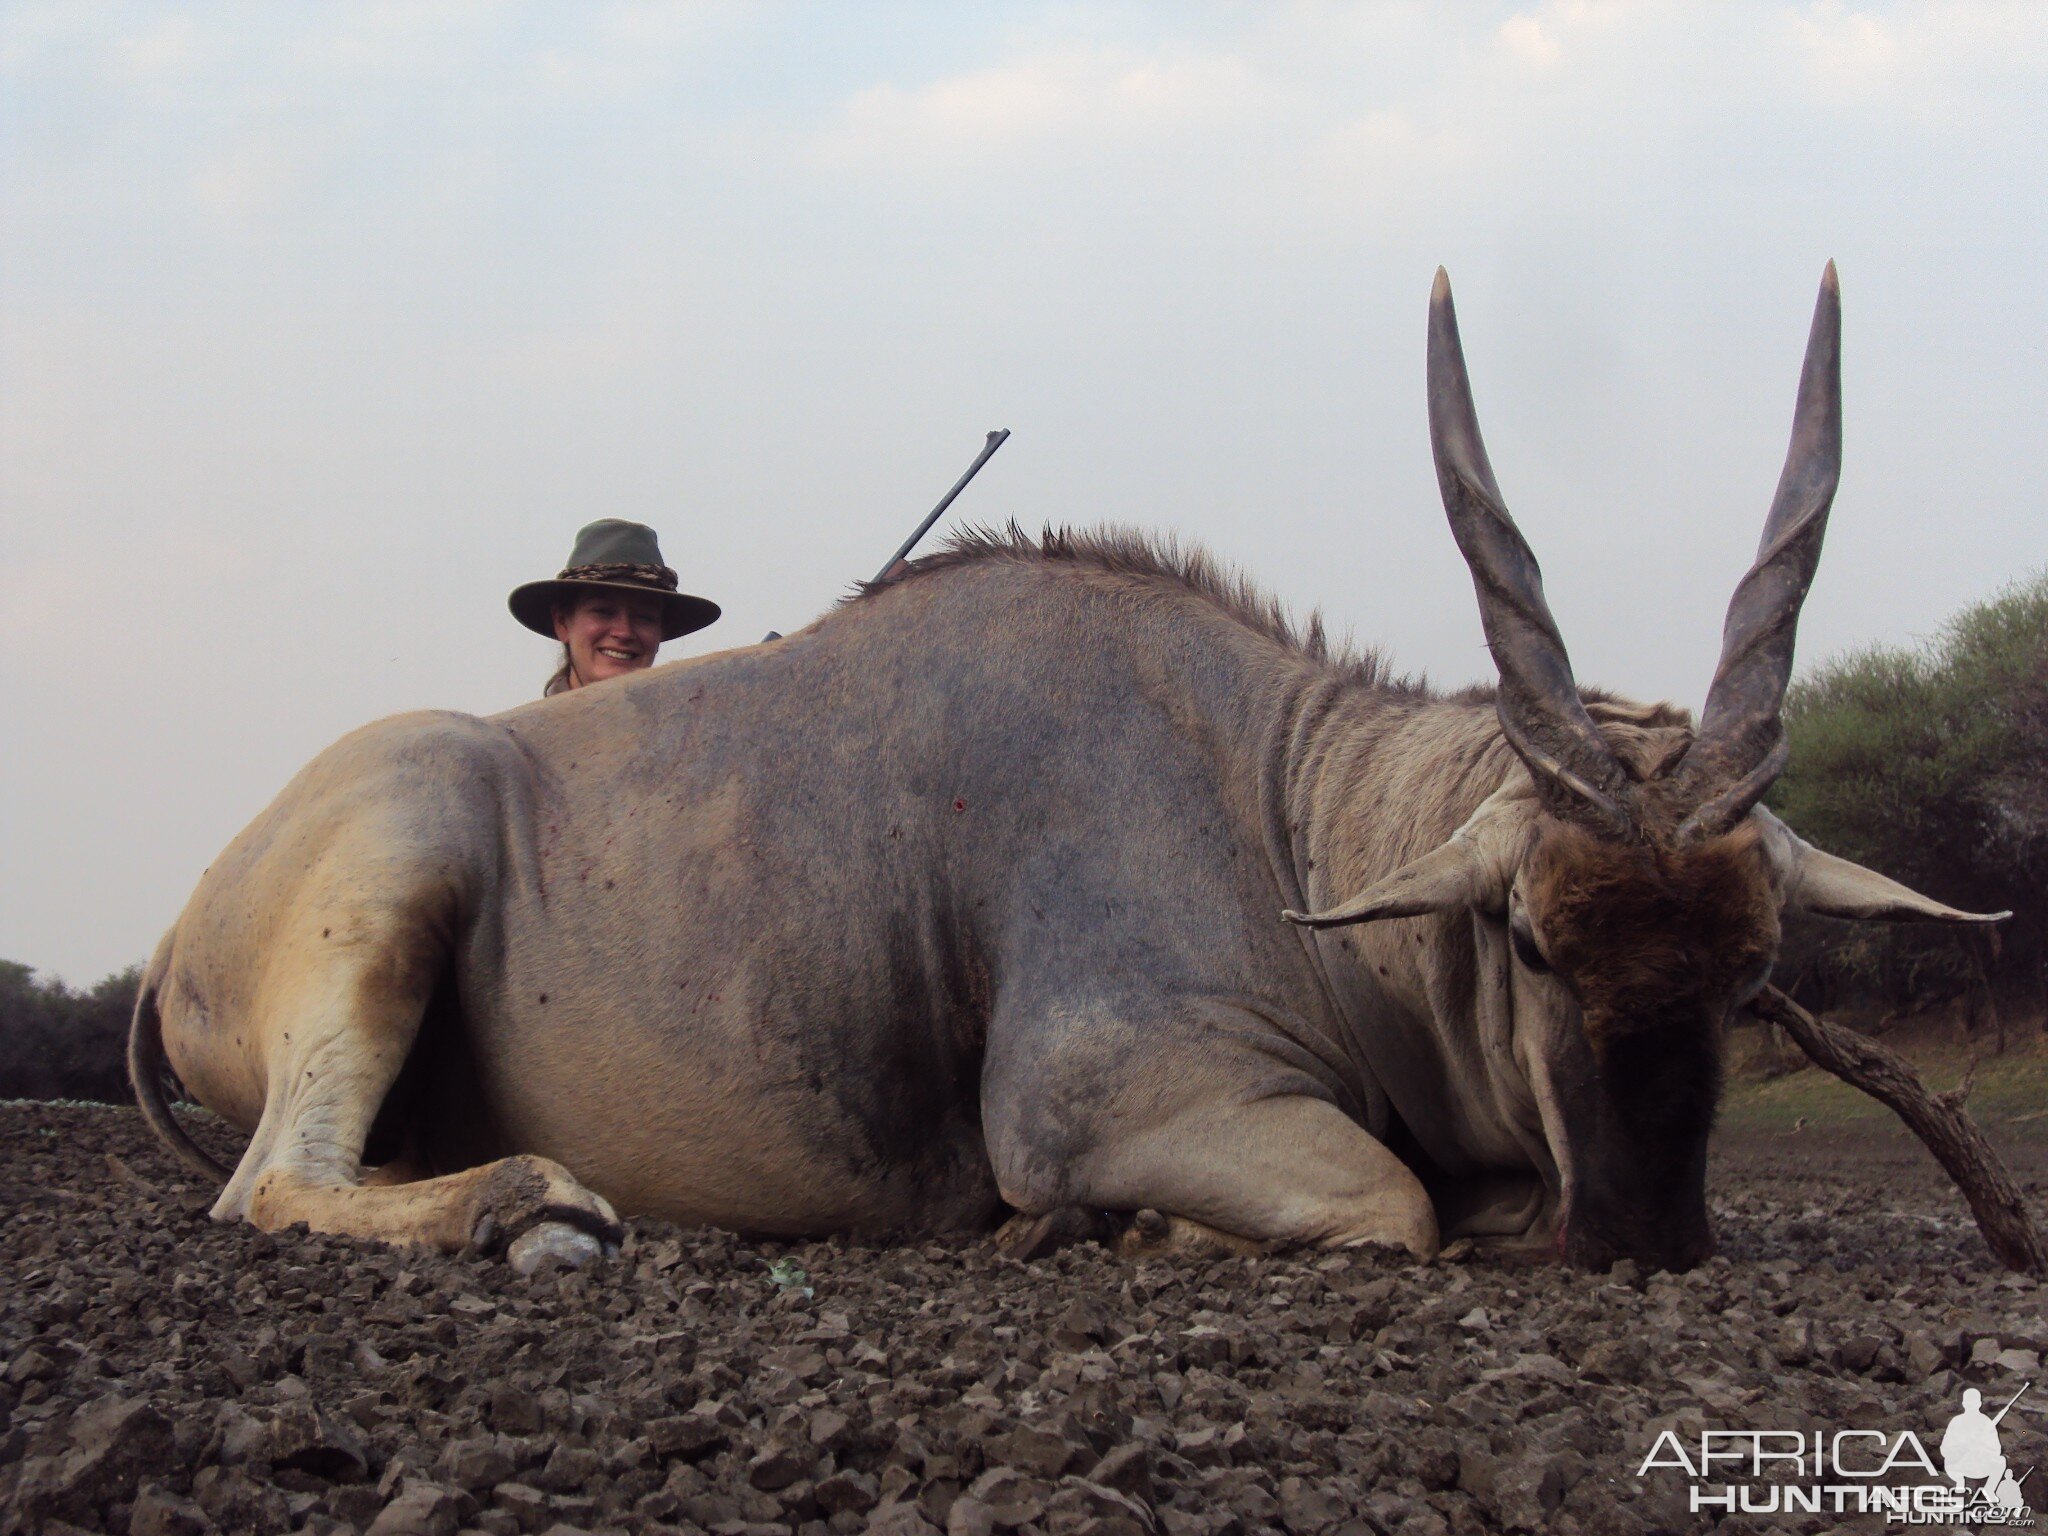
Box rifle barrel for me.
[871,429,1011,586]
[1991,1381,2031,1424]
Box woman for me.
[509,520,721,696]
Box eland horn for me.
[1428,269,1634,839]
[1674,262,1843,841]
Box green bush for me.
[1770,570,2048,1027]
[0,960,142,1102]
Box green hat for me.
[508,520,720,642]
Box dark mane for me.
[856,523,1426,694]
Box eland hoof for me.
[507,1220,607,1275]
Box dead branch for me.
[1751,985,2048,1275]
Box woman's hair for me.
[543,597,578,696]
[543,643,574,697]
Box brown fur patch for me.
[1525,820,1777,1048]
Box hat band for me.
[557,561,679,592]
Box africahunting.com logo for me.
[1635,1383,2035,1525]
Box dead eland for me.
[131,266,2000,1273]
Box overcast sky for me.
[4,2,2044,985]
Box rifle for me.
[764,429,1010,641]
[1991,1382,2031,1425]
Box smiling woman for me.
[508,521,722,697]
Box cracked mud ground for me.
[3,1101,2044,1536]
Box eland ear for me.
[1757,809,2008,924]
[1787,843,2009,925]
[1283,839,1486,929]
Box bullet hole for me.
[953,798,968,813]
[321,928,330,938]
[538,993,548,1004]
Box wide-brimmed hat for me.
[508,520,720,641]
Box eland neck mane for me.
[859,523,1694,846]
[861,522,1420,695]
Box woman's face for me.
[553,591,665,687]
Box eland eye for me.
[1511,920,1553,975]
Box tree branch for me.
[1751,985,2048,1275]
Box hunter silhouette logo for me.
[1636,1380,2037,1525]
[1941,1386,2032,1515]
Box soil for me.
[3,1101,2044,1536]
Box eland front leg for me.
[1077,1094,1439,1259]
[988,1070,1438,1261]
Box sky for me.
[3,1,2045,985]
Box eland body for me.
[134,267,1996,1271]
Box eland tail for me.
[127,931,230,1183]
